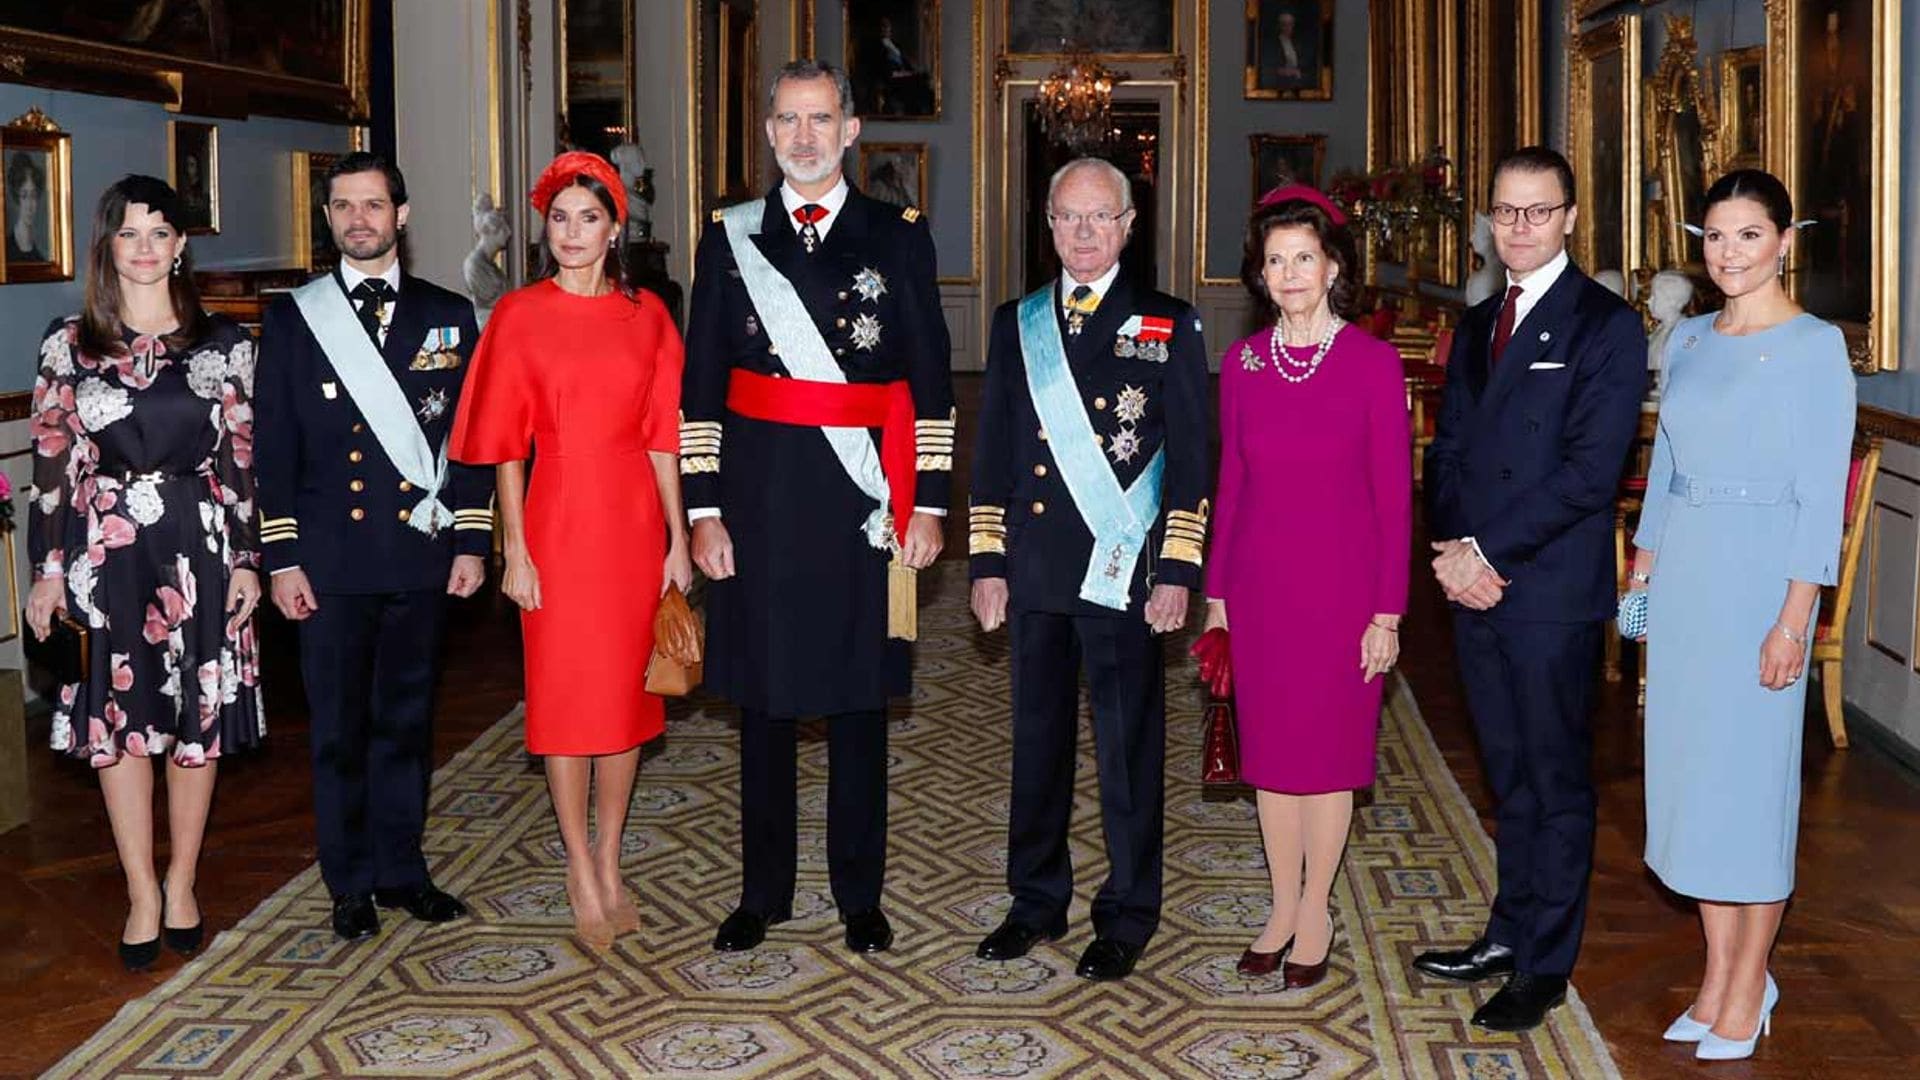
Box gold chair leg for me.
[1820,658,1848,750]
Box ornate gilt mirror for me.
[1647,16,1719,271]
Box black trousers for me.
[738,708,888,917]
[1452,612,1602,977]
[1007,610,1166,947]
[300,589,448,898]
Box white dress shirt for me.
[1060,261,1122,312]
[779,177,850,243]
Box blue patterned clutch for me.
[1617,590,1649,639]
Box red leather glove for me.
[1188,627,1233,698]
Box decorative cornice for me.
[5,106,60,132]
[1859,404,1920,448]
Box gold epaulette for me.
[915,408,955,471]
[1160,499,1209,566]
[902,206,922,223]
[969,502,1007,556]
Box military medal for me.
[1115,385,1148,424]
[850,313,883,351]
[417,388,449,423]
[1106,427,1142,464]
[851,267,889,303]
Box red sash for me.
[726,370,916,548]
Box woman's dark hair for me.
[534,172,636,299]
[80,175,211,358]
[1240,199,1360,320]
[1702,168,1793,230]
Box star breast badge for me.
[851,267,889,303]
[417,388,449,423]
[1106,427,1142,464]
[850,313,884,351]
[1115,384,1148,424]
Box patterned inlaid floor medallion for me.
[48,563,1621,1079]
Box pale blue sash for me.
[720,202,894,550]
[290,277,452,536]
[1016,286,1164,610]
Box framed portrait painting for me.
[0,109,74,285]
[1718,46,1765,169]
[291,151,341,272]
[1245,0,1333,100]
[1568,16,1639,276]
[844,1,941,120]
[858,141,928,210]
[1006,0,1175,56]
[1249,133,1327,198]
[167,121,220,236]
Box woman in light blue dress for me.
[1626,169,1854,1061]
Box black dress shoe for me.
[160,884,204,956]
[977,918,1066,961]
[842,908,894,954]
[119,936,161,972]
[713,906,789,952]
[374,883,469,923]
[1075,938,1143,981]
[1412,937,1515,983]
[332,893,380,941]
[1472,972,1568,1032]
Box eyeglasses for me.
[1489,202,1571,227]
[1047,209,1130,229]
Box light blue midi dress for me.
[1634,312,1855,902]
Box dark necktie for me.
[1064,284,1096,336]
[349,278,396,343]
[794,203,828,253]
[1490,283,1524,366]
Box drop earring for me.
[172,254,182,276]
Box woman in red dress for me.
[450,152,691,947]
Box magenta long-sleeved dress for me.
[1206,324,1411,793]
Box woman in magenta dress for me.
[1200,186,1410,986]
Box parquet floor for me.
[1,374,1916,1078]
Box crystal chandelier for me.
[1037,48,1124,153]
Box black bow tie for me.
[349,278,395,340]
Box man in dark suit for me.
[683,59,955,956]
[968,157,1212,982]
[1415,147,1647,1030]
[254,152,495,941]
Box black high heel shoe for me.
[119,936,161,972]
[161,884,204,957]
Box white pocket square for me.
[1529,361,1566,370]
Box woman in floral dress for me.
[24,175,263,971]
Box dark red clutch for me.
[1201,698,1240,786]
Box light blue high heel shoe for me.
[1695,973,1779,1061]
[1662,1008,1712,1043]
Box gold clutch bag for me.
[645,583,704,696]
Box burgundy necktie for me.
[1490,283,1524,366]
[794,203,828,253]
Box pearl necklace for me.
[1267,314,1344,383]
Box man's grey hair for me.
[766,59,857,119]
[1046,157,1133,213]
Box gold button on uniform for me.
[352,422,365,434]
[349,479,365,492]
[1094,397,1108,410]
[1038,428,1048,441]
[837,290,850,300]
[1094,434,1105,446]
[348,450,364,463]
[350,508,366,521]
[397,509,411,523]
[835,317,847,328]
[1033,464,1048,477]
[398,480,413,493]
[1031,501,1046,514]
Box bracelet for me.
[1628,570,1652,585]
[1774,623,1807,646]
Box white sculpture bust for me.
[609,141,653,240]
[1645,270,1694,400]
[1463,212,1505,307]
[462,193,511,325]
[1593,269,1627,299]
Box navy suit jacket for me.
[1423,262,1646,623]
[253,271,494,594]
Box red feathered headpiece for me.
[1257,183,1348,226]
[530,150,628,224]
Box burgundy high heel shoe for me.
[1236,936,1291,977]
[1282,915,1335,989]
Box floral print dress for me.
[28,315,264,767]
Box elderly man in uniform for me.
[968,157,1211,981]
[254,152,495,941]
[683,59,955,955]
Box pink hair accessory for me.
[1257,183,1348,226]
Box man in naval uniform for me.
[968,157,1212,981]
[254,153,496,941]
[683,59,955,955]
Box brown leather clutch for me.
[645,583,704,696]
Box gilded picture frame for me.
[0,108,75,286]
[844,1,942,120]
[1719,45,1766,170]
[1244,0,1334,102]
[1769,0,1900,373]
[1646,16,1719,274]
[1568,15,1640,278]
[1249,133,1327,196]
[858,141,929,209]
[291,151,342,272]
[0,1,371,123]
[167,121,220,237]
